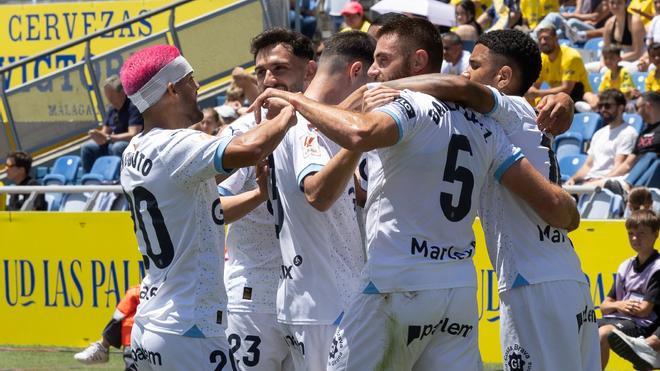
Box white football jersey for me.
[271,114,365,325]
[480,88,587,292]
[120,128,233,338]
[363,90,522,293]
[219,116,281,314]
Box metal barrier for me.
[0,184,123,211]
[0,0,286,160]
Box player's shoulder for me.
[227,114,257,135]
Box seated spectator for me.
[520,0,560,31]
[601,0,646,72]
[526,25,592,104]
[189,108,225,136]
[367,12,408,38]
[628,0,655,25]
[225,83,248,116]
[289,0,317,40]
[532,0,611,43]
[646,43,660,92]
[565,89,639,186]
[478,0,522,32]
[584,46,636,108]
[598,209,660,370]
[612,92,660,191]
[5,151,46,211]
[453,0,482,42]
[441,32,471,75]
[74,285,139,369]
[81,75,143,173]
[340,1,370,33]
[646,0,660,45]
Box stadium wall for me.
[0,212,637,369]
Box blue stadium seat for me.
[582,37,604,63]
[80,156,121,185]
[42,155,81,185]
[559,153,587,182]
[623,113,644,133]
[588,72,602,93]
[573,112,602,141]
[35,166,49,183]
[558,38,573,47]
[632,72,648,92]
[579,188,624,219]
[462,40,476,52]
[555,133,584,160]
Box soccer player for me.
[365,29,600,370]
[218,28,317,371]
[266,30,374,370]
[251,18,580,370]
[119,44,296,371]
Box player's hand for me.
[254,159,269,202]
[363,86,400,112]
[249,88,298,124]
[536,93,574,136]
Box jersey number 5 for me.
[441,134,474,222]
[125,186,175,269]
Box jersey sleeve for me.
[218,167,252,196]
[489,123,525,183]
[291,123,332,191]
[373,90,423,143]
[163,130,235,188]
[484,86,535,136]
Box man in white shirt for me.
[119,44,296,371]
[566,89,639,187]
[440,32,471,75]
[252,18,580,371]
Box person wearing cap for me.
[119,44,297,370]
[340,1,371,33]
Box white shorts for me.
[279,323,337,371]
[327,287,482,371]
[226,311,292,371]
[130,322,232,371]
[499,280,600,371]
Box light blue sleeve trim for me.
[494,149,524,182]
[483,86,500,117]
[374,106,403,143]
[296,163,324,191]
[213,135,235,175]
[217,186,234,196]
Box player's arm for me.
[219,163,269,224]
[222,104,296,170]
[251,89,399,151]
[501,158,581,231]
[302,149,362,211]
[526,80,577,100]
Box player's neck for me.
[304,75,345,106]
[142,111,190,133]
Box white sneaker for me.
[608,328,660,370]
[564,26,587,44]
[73,341,109,364]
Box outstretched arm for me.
[219,162,269,224]
[302,149,362,211]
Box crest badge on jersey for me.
[302,131,322,158]
[503,344,532,371]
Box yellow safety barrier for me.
[0,212,641,369]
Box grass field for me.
[0,346,505,370]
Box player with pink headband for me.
[119,44,296,370]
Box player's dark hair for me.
[6,151,32,173]
[371,12,408,28]
[476,29,541,96]
[626,209,660,233]
[320,31,376,70]
[599,88,627,107]
[250,27,315,61]
[376,17,444,71]
[642,91,660,107]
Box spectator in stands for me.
[644,0,660,45]
[601,0,646,72]
[598,209,660,370]
[478,0,522,32]
[645,43,660,92]
[74,285,139,369]
[441,32,471,75]
[520,0,560,31]
[629,0,655,25]
[189,108,224,135]
[612,92,660,191]
[454,0,482,42]
[532,0,611,43]
[367,12,408,38]
[5,151,46,211]
[81,75,143,173]
[289,0,317,39]
[565,89,639,186]
[584,46,636,108]
[527,25,592,104]
[340,1,370,33]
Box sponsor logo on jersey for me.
[407,317,474,345]
[410,237,474,261]
[394,96,416,119]
[293,255,303,267]
[242,287,252,300]
[132,346,163,366]
[537,224,567,243]
[281,264,293,279]
[211,198,225,226]
[284,334,305,355]
[328,329,346,366]
[576,305,596,333]
[503,344,532,371]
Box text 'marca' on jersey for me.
[120,128,233,338]
[364,90,523,293]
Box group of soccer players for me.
[119,15,600,371]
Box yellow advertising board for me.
[0,213,640,369]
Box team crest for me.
[302,132,322,158]
[503,344,532,371]
[328,329,346,366]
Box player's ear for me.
[496,65,513,91]
[411,49,429,74]
[166,82,177,97]
[304,60,318,88]
[349,61,363,81]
